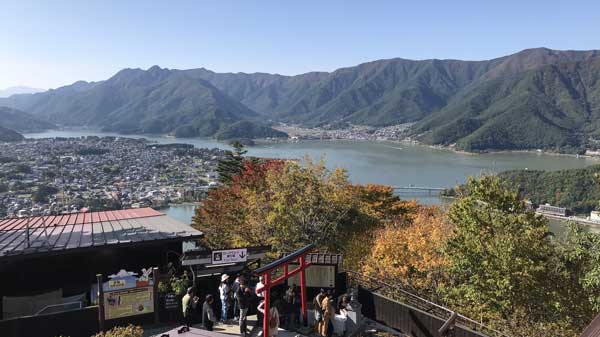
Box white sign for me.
[212,248,248,264]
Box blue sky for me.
[1,0,599,89]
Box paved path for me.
[143,315,314,337]
[144,315,260,337]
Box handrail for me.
[35,301,83,315]
[346,271,512,337]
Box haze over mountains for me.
[0,86,44,98]
[2,47,600,152]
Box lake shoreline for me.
[28,126,600,161]
[24,129,596,190]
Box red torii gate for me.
[255,244,315,337]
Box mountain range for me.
[2,47,600,151]
[0,126,24,142]
[0,107,56,142]
[0,86,44,98]
[0,106,56,133]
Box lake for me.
[25,129,600,230]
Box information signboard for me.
[211,248,248,264]
[104,286,154,320]
[288,264,336,288]
[164,292,179,311]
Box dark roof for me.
[0,208,202,259]
[581,313,600,337]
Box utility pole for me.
[97,274,105,332]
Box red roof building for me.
[0,208,203,320]
[0,208,201,260]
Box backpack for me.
[184,296,193,316]
[269,313,278,329]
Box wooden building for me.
[0,208,202,320]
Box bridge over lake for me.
[391,186,446,195]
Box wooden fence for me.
[358,288,489,337]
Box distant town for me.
[275,123,413,141]
[0,136,225,218]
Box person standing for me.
[337,295,350,314]
[283,286,296,329]
[255,276,265,327]
[219,274,231,322]
[232,276,241,321]
[318,292,335,337]
[258,299,280,337]
[237,284,252,337]
[202,294,216,331]
[182,287,199,327]
[313,289,325,331]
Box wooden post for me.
[152,267,160,324]
[299,256,307,326]
[262,272,270,337]
[96,274,105,332]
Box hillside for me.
[0,106,56,132]
[2,48,600,146]
[189,48,600,128]
[414,57,600,153]
[498,165,600,214]
[0,126,25,142]
[0,67,285,139]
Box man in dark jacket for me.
[237,283,253,337]
[202,295,216,331]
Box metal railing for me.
[35,301,83,316]
[346,271,512,337]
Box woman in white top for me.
[257,300,279,337]
[219,274,230,322]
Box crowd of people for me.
[313,289,350,337]
[180,271,351,337]
[180,270,277,337]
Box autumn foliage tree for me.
[193,157,414,259]
[195,161,600,337]
[360,206,451,298]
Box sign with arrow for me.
[211,248,248,265]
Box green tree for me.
[443,176,567,336]
[32,185,59,203]
[555,223,600,326]
[216,141,247,184]
[14,163,32,174]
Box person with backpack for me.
[258,299,280,337]
[182,287,199,327]
[202,294,216,331]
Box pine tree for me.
[216,141,247,184]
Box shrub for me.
[92,325,143,337]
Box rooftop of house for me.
[0,208,202,260]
